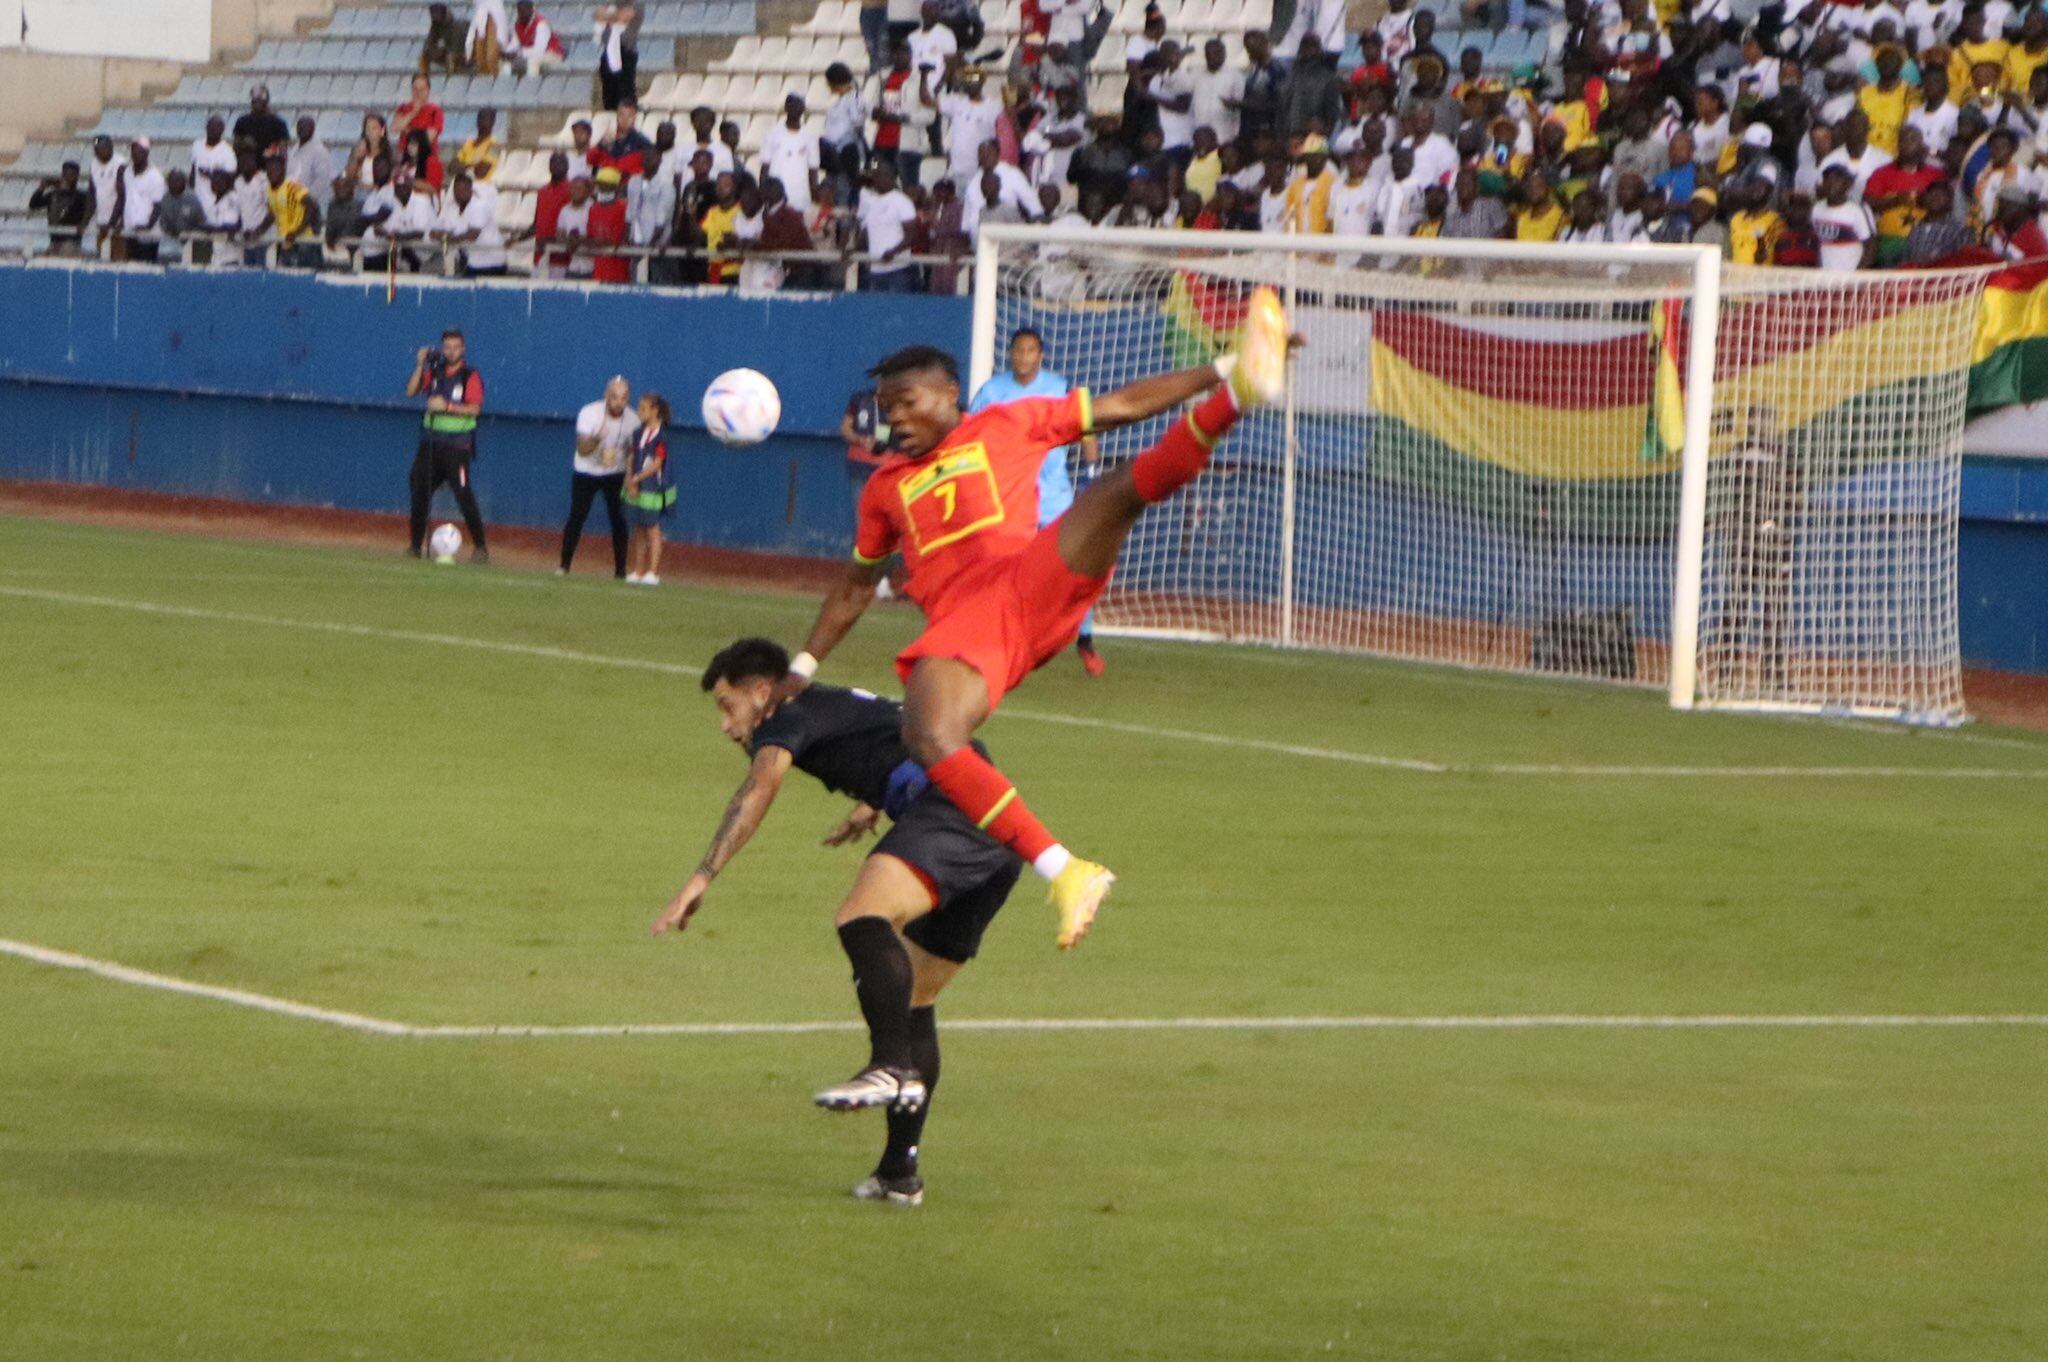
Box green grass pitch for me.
[2,514,2046,1360]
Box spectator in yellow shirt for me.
[1728,178,1784,265]
[1857,47,1913,153]
[454,107,502,186]
[1513,174,1565,241]
[1185,125,1223,204]
[1285,133,1339,232]
[2007,10,2048,92]
[256,152,322,268]
[1947,9,2010,98]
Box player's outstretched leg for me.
[1055,285,1287,580]
[903,657,1111,950]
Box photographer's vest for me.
[423,361,481,451]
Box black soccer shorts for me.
[874,792,1023,964]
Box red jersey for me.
[854,390,1093,611]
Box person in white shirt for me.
[87,136,123,250]
[928,64,1002,190]
[506,0,565,75]
[1041,0,1089,46]
[1150,42,1197,157]
[1371,146,1424,235]
[1398,105,1459,189]
[287,116,338,213]
[1817,111,1892,197]
[1188,38,1245,145]
[369,170,440,272]
[821,62,869,201]
[907,0,957,81]
[960,140,1038,233]
[561,376,640,578]
[1811,164,1876,269]
[1376,0,1418,66]
[190,116,237,184]
[734,186,782,292]
[1902,0,1960,49]
[1327,147,1378,237]
[435,172,508,275]
[856,160,921,290]
[1256,158,1292,232]
[758,93,823,213]
[627,147,677,247]
[1025,84,1089,194]
[680,106,736,184]
[1690,85,1733,169]
[113,139,169,262]
[1906,69,1959,154]
[554,176,596,278]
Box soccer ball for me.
[429,523,463,563]
[701,368,781,446]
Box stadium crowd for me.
[24,0,2048,280]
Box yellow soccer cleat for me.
[1225,285,1289,408]
[1049,857,1116,951]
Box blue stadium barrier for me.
[0,264,969,560]
[0,262,2041,673]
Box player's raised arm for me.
[1086,362,1231,431]
[783,558,886,695]
[650,745,793,935]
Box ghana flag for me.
[1365,275,1986,534]
[1968,259,2048,415]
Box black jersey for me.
[750,684,916,810]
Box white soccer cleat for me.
[851,1172,925,1207]
[813,1066,927,1113]
[1223,285,1289,408]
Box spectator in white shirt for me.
[1817,110,1891,197]
[856,160,921,290]
[373,169,441,273]
[506,0,565,76]
[1327,146,1378,236]
[758,93,823,212]
[88,136,122,250]
[927,62,1002,190]
[1373,145,1424,234]
[435,172,508,275]
[908,0,958,81]
[191,116,237,184]
[113,138,169,263]
[1188,38,1246,146]
[961,138,1038,233]
[554,175,596,278]
[1376,0,1419,66]
[1256,157,1292,231]
[561,376,639,578]
[287,116,338,213]
[1906,68,1959,154]
[1812,163,1876,268]
[1149,41,1198,163]
[681,106,736,182]
[1025,84,1089,193]
[822,62,869,202]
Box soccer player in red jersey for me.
[784,287,1290,954]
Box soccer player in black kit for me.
[651,638,1022,1206]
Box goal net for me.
[973,226,1987,725]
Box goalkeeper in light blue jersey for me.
[967,326,1106,675]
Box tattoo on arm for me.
[695,773,758,879]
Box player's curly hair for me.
[869,345,958,384]
[700,637,790,691]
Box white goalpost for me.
[972,225,1987,725]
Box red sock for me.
[926,747,1058,865]
[1131,385,1242,503]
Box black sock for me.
[1077,632,1095,649]
[880,1005,938,1179]
[838,917,914,1071]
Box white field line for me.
[6,939,2046,1038]
[5,583,2046,781]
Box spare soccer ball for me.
[702,368,781,446]
[429,523,463,563]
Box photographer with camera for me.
[404,328,491,563]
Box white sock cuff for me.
[1032,846,1072,881]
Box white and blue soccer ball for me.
[429,522,463,563]
[701,368,781,447]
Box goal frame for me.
[972,224,1724,711]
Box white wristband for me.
[789,650,819,680]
